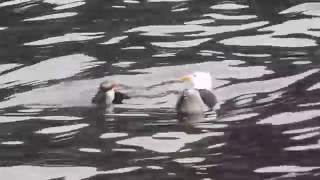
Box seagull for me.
[176,72,217,120]
[91,80,129,108]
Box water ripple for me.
[23,12,78,21]
[24,32,105,46]
[117,132,223,153]
[36,123,89,134]
[255,165,320,173]
[210,3,249,10]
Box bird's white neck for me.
[106,89,115,103]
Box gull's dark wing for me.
[198,89,217,109]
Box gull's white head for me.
[181,72,212,90]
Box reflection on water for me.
[1,0,320,179]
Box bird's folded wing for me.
[198,89,217,109]
[92,90,106,105]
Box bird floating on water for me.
[176,72,217,121]
[91,80,130,108]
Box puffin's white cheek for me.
[106,90,115,102]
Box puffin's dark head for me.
[92,80,118,106]
[92,80,129,106]
[99,80,119,92]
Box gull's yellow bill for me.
[180,75,192,81]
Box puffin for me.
[176,72,217,119]
[91,80,130,108]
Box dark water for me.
[1,0,320,179]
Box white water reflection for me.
[307,82,320,91]
[44,0,80,5]
[235,97,253,105]
[283,126,320,134]
[285,143,320,151]
[292,61,311,65]
[100,132,128,139]
[112,5,126,8]
[221,18,320,47]
[258,110,320,125]
[54,2,85,10]
[24,12,78,21]
[174,157,205,164]
[232,53,271,58]
[24,32,104,46]
[255,165,320,173]
[0,54,100,89]
[256,91,284,104]
[0,0,29,7]
[127,21,268,37]
[201,50,224,55]
[195,124,228,129]
[113,61,136,68]
[171,7,188,12]
[121,46,145,50]
[184,19,215,25]
[210,3,248,10]
[151,38,212,48]
[4,112,38,116]
[124,0,140,4]
[198,49,225,56]
[149,0,189,2]
[1,141,24,145]
[204,13,256,20]
[100,36,128,45]
[0,63,22,73]
[17,108,42,113]
[127,25,202,36]
[79,148,102,153]
[0,116,32,123]
[219,113,258,122]
[291,132,320,140]
[147,166,163,170]
[218,69,318,103]
[40,116,83,121]
[190,21,268,37]
[112,148,137,152]
[221,34,316,47]
[0,165,141,180]
[117,132,223,153]
[0,115,82,123]
[208,143,225,149]
[280,3,320,17]
[36,123,89,134]
[103,166,141,174]
[152,52,176,57]
[259,18,320,37]
[0,166,99,180]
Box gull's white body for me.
[176,72,218,118]
[190,72,212,90]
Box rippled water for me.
[1,0,320,179]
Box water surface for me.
[1,0,320,179]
